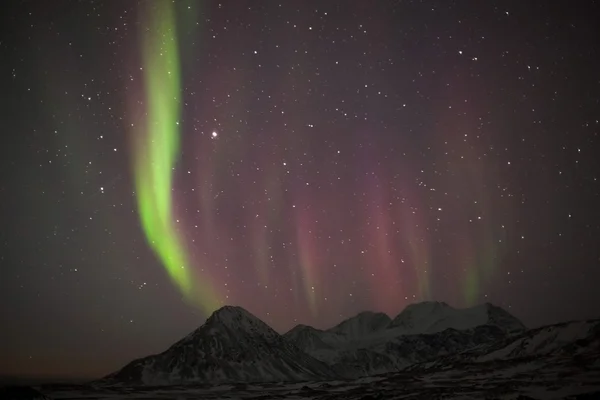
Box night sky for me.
[1,0,599,381]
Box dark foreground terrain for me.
[23,355,600,400]
[5,304,600,399]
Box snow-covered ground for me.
[21,305,599,399]
[35,354,600,400]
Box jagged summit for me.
[285,324,328,339]
[210,304,248,316]
[389,301,525,334]
[328,311,391,339]
[103,302,529,386]
[482,302,526,332]
[102,305,337,385]
[399,301,452,313]
[287,323,316,332]
[173,305,279,345]
[204,305,273,333]
[283,324,335,352]
[389,301,455,330]
[410,300,450,307]
[206,305,258,322]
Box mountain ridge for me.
[101,306,338,385]
[100,301,540,385]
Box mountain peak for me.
[356,310,391,318]
[104,305,338,384]
[283,324,335,352]
[208,305,254,321]
[405,301,451,310]
[482,302,526,332]
[203,305,278,338]
[284,324,320,338]
[328,310,391,339]
[289,323,314,331]
[389,301,525,334]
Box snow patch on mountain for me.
[102,306,339,385]
[102,301,531,385]
[283,325,336,351]
[282,301,526,376]
[408,318,600,372]
[327,311,391,340]
[389,301,525,335]
[477,319,598,362]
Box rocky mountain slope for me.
[409,318,600,371]
[283,301,526,374]
[101,306,338,385]
[45,319,600,398]
[101,301,598,386]
[388,301,526,334]
[328,324,509,376]
[328,311,392,339]
[34,306,600,398]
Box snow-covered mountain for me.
[477,319,600,361]
[101,306,338,385]
[37,311,600,398]
[328,311,391,339]
[284,301,526,372]
[412,318,600,370]
[101,301,533,385]
[326,324,508,376]
[283,324,337,352]
[389,301,525,334]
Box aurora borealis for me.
[2,0,600,380]
[131,1,220,313]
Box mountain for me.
[101,302,532,385]
[37,317,600,399]
[484,302,528,333]
[283,301,526,376]
[389,301,525,334]
[408,318,600,375]
[35,309,600,398]
[326,324,508,376]
[328,311,391,339]
[283,325,337,351]
[478,318,600,361]
[102,306,338,385]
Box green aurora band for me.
[132,2,219,313]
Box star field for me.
[1,0,599,380]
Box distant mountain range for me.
[99,301,599,386]
[101,306,335,385]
